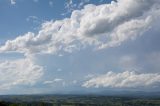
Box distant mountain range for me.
[37,90,160,98]
[1,90,160,98]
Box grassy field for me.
[0,95,160,106]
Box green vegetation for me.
[0,95,160,106]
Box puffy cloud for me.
[1,0,160,55]
[0,58,43,90]
[99,16,153,48]
[83,71,160,88]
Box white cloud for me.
[54,78,63,82]
[65,0,74,13]
[0,58,43,90]
[43,78,63,84]
[10,0,16,5]
[85,74,95,79]
[83,71,160,88]
[78,0,90,9]
[1,0,160,55]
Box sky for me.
[0,0,160,94]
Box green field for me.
[0,95,160,106]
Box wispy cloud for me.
[10,0,16,5]
[49,1,54,7]
[33,0,39,3]
[43,78,63,84]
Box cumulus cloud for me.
[83,71,160,88]
[1,0,160,55]
[0,58,43,90]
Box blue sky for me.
[0,0,160,94]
